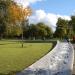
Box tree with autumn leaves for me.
[0,0,32,38]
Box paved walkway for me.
[72,44,75,75]
[17,41,74,75]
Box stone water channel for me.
[72,44,75,75]
[16,41,74,75]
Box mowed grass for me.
[0,40,53,74]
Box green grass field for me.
[0,40,53,74]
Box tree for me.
[29,24,38,40]
[0,0,23,38]
[54,18,69,39]
[0,0,9,38]
[36,22,52,40]
[18,22,52,40]
[22,19,30,39]
[0,0,32,47]
[69,16,75,34]
[7,1,32,39]
[21,7,32,47]
[45,26,53,39]
[0,0,32,38]
[0,20,6,39]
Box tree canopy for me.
[69,16,75,33]
[54,16,75,39]
[54,18,69,38]
[0,0,32,38]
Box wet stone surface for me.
[16,41,74,75]
[72,44,75,75]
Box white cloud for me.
[57,15,71,20]
[14,0,42,7]
[29,9,71,32]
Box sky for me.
[14,0,75,31]
[30,0,75,15]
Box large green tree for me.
[29,24,39,40]
[36,22,52,40]
[54,18,69,39]
[69,16,75,34]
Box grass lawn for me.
[0,40,53,75]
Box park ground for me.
[0,40,53,75]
